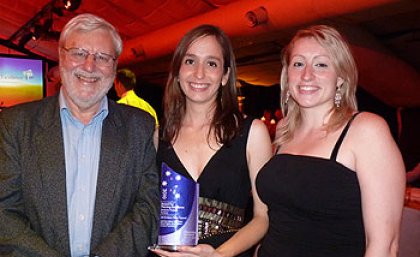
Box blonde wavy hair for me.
[274,25,358,147]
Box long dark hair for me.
[162,24,243,145]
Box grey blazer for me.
[0,96,160,257]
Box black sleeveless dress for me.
[256,114,365,257]
[157,117,254,257]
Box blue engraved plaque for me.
[157,162,199,251]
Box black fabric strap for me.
[330,112,361,161]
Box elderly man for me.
[0,14,159,257]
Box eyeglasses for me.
[61,47,116,67]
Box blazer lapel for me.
[35,97,70,252]
[90,104,124,247]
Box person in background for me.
[273,108,283,122]
[405,162,420,211]
[114,68,159,126]
[0,13,160,257]
[261,109,276,140]
[256,25,405,257]
[407,162,420,185]
[151,24,272,257]
[46,65,62,96]
[261,109,272,127]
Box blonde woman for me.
[256,25,405,257]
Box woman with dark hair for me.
[256,25,405,257]
[152,24,272,257]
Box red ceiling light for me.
[245,6,268,27]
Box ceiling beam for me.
[118,0,401,65]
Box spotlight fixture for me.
[18,32,33,47]
[31,25,42,40]
[31,17,53,41]
[63,0,82,12]
[245,6,268,28]
[9,0,82,49]
[52,6,64,16]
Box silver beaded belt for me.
[198,197,245,239]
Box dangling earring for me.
[335,87,342,108]
[285,91,290,104]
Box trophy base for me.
[148,244,180,252]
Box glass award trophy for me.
[151,162,199,251]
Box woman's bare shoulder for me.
[349,112,391,136]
